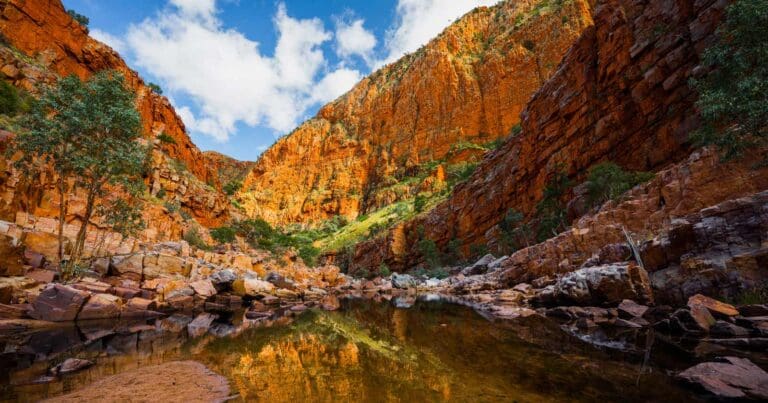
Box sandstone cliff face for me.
[0,0,236,231]
[203,151,255,188]
[351,0,732,271]
[240,0,594,226]
[0,0,217,187]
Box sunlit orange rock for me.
[239,0,594,225]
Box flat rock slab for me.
[43,360,230,403]
[677,356,768,400]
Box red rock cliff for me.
[239,0,595,225]
[0,0,218,187]
[351,0,731,271]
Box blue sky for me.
[61,0,499,161]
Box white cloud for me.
[335,18,376,63]
[378,0,501,66]
[311,68,362,104]
[90,28,127,54]
[125,1,360,141]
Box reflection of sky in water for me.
[1,299,702,402]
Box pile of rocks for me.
[0,240,349,324]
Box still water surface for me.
[1,297,703,402]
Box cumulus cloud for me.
[90,28,127,54]
[335,18,376,63]
[310,68,363,104]
[378,0,501,66]
[125,1,360,141]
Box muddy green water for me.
[1,298,705,402]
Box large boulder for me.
[143,254,189,279]
[461,254,495,276]
[189,279,217,298]
[209,269,237,290]
[677,357,768,400]
[187,312,217,338]
[77,293,122,320]
[111,254,144,281]
[687,294,739,319]
[232,278,275,297]
[121,297,160,318]
[30,284,90,321]
[536,263,653,307]
[265,272,295,290]
[391,273,419,289]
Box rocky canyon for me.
[0,0,767,401]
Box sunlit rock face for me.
[0,0,233,230]
[239,0,594,226]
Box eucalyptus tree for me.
[13,71,147,276]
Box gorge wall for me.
[0,0,218,186]
[239,0,595,226]
[0,0,237,230]
[350,0,732,271]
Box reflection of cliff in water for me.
[2,299,703,402]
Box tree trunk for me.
[71,185,97,267]
[57,174,66,265]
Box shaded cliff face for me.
[239,0,594,226]
[0,0,217,188]
[351,0,730,271]
[203,151,255,187]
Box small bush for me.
[418,237,441,269]
[184,227,211,251]
[299,244,320,266]
[585,162,654,207]
[223,180,242,196]
[730,283,768,305]
[210,226,236,244]
[414,194,428,213]
[67,9,89,29]
[510,123,522,136]
[163,200,180,213]
[498,208,533,252]
[0,80,19,116]
[157,132,176,144]
[147,82,163,95]
[534,169,572,242]
[378,263,391,277]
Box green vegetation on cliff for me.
[692,0,768,160]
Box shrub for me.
[691,0,768,160]
[418,237,440,269]
[223,180,242,196]
[428,268,449,279]
[67,9,89,29]
[414,194,428,213]
[0,80,19,116]
[534,169,572,242]
[184,227,211,251]
[163,201,180,213]
[510,123,522,136]
[147,82,163,95]
[585,162,654,207]
[445,238,463,265]
[299,244,320,266]
[157,132,176,144]
[210,226,236,244]
[498,208,533,252]
[378,263,391,277]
